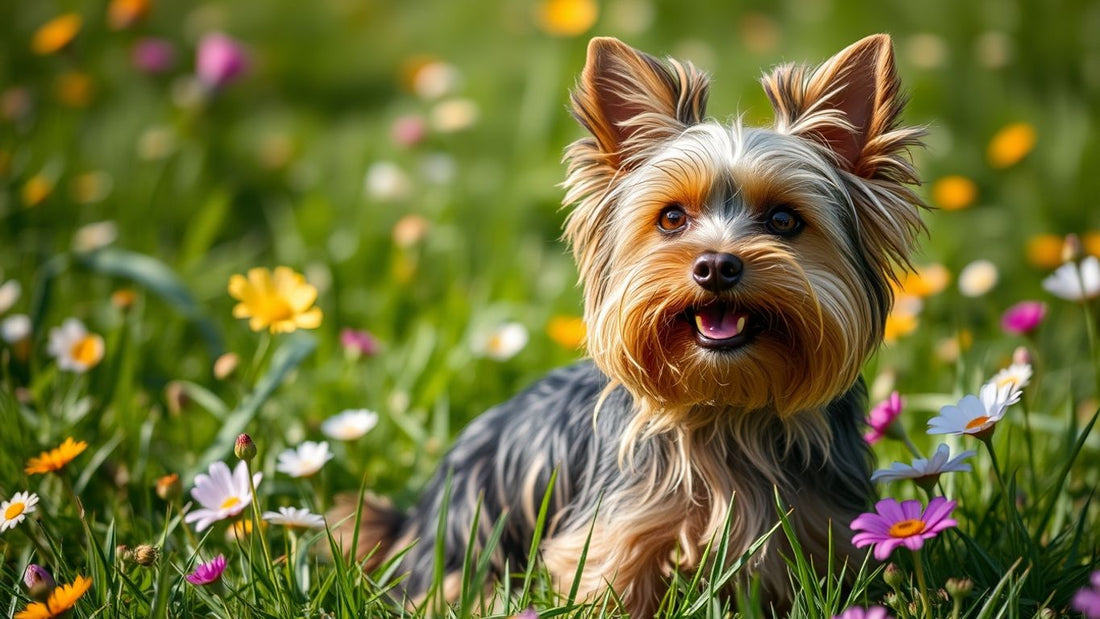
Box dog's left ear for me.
[762,34,915,179]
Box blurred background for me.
[2,0,1100,493]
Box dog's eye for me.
[658,205,688,232]
[765,206,803,237]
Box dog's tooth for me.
[736,315,746,334]
[695,313,706,333]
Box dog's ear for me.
[571,37,709,168]
[762,34,917,179]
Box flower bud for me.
[884,562,905,588]
[235,433,257,462]
[117,544,134,562]
[155,473,181,501]
[134,544,159,566]
[1012,346,1031,366]
[213,352,239,380]
[23,564,55,602]
[164,380,189,416]
[945,577,973,600]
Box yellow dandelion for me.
[55,72,94,108]
[228,266,323,334]
[32,13,82,55]
[987,122,1036,169]
[108,0,150,30]
[896,264,950,298]
[931,175,977,210]
[15,575,92,619]
[25,438,88,475]
[537,0,598,36]
[547,315,586,349]
[1026,234,1065,269]
[22,174,54,208]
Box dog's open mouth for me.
[686,303,756,350]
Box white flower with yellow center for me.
[989,362,1032,391]
[275,441,333,478]
[1043,255,1100,301]
[1,491,39,532]
[47,318,104,372]
[928,382,1020,437]
[184,461,263,532]
[476,322,529,361]
[321,409,379,441]
[262,506,325,529]
[871,443,977,485]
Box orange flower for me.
[1084,231,1100,258]
[987,122,1036,168]
[547,316,586,349]
[32,13,82,55]
[1026,234,1065,269]
[25,438,88,475]
[883,311,919,344]
[14,575,91,619]
[22,174,54,208]
[108,0,150,29]
[931,175,977,210]
[537,0,598,36]
[228,266,323,334]
[896,264,950,298]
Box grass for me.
[2,0,1100,616]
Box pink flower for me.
[131,38,176,74]
[850,497,957,560]
[1074,570,1100,619]
[340,327,379,358]
[864,391,902,444]
[196,33,248,88]
[390,115,427,147]
[833,606,893,619]
[186,554,227,586]
[1000,301,1046,335]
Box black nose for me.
[692,252,743,292]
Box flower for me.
[430,98,479,133]
[32,14,82,55]
[1001,301,1046,335]
[927,382,1020,438]
[196,33,248,89]
[897,264,950,298]
[1,491,39,532]
[184,461,262,532]
[1073,570,1100,618]
[25,438,88,475]
[987,122,1036,168]
[1026,234,1065,269]
[931,175,977,211]
[131,38,176,74]
[155,473,181,501]
[234,434,257,462]
[537,0,598,36]
[864,391,903,444]
[108,0,149,30]
[321,409,378,440]
[213,352,240,379]
[1042,255,1100,301]
[340,328,380,358]
[55,71,95,108]
[228,266,323,334]
[392,214,430,248]
[15,576,92,619]
[186,555,227,586]
[364,161,411,201]
[262,506,325,529]
[0,279,21,314]
[850,497,957,560]
[547,316,586,349]
[833,607,894,619]
[391,115,427,147]
[275,441,333,478]
[989,362,1032,391]
[23,564,56,601]
[22,174,55,207]
[871,443,976,486]
[226,518,265,542]
[72,220,118,252]
[1,314,31,344]
[476,322,529,361]
[47,319,104,372]
[958,259,998,297]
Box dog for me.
[333,34,924,616]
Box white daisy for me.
[1,314,31,344]
[262,506,325,529]
[1042,255,1100,301]
[928,382,1020,437]
[0,279,21,314]
[275,441,333,478]
[47,318,105,372]
[475,322,529,361]
[989,362,1032,391]
[321,409,379,441]
[1,491,39,532]
[184,461,263,532]
[958,259,998,297]
[871,443,977,484]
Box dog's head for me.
[563,35,924,427]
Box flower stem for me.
[245,460,284,611]
[913,549,932,619]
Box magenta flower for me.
[1074,570,1100,618]
[186,554,227,586]
[340,327,379,358]
[1001,301,1046,335]
[131,38,176,74]
[196,33,248,88]
[864,391,903,444]
[850,497,957,560]
[833,606,893,619]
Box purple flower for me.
[196,33,248,88]
[1001,301,1046,335]
[23,564,55,601]
[864,391,903,444]
[186,554,227,586]
[1074,570,1100,618]
[340,327,379,358]
[833,606,893,619]
[850,497,957,560]
[131,38,176,74]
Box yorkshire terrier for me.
[334,34,924,615]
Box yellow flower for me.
[1084,231,1100,258]
[931,175,977,210]
[883,311,918,344]
[55,72,95,108]
[896,264,950,298]
[987,122,1036,168]
[32,13,82,55]
[108,0,150,30]
[15,575,92,619]
[1026,234,1065,269]
[25,438,88,475]
[547,315,586,349]
[22,174,54,208]
[537,0,598,36]
[228,266,323,334]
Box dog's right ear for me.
[571,37,709,169]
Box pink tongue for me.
[695,306,747,340]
